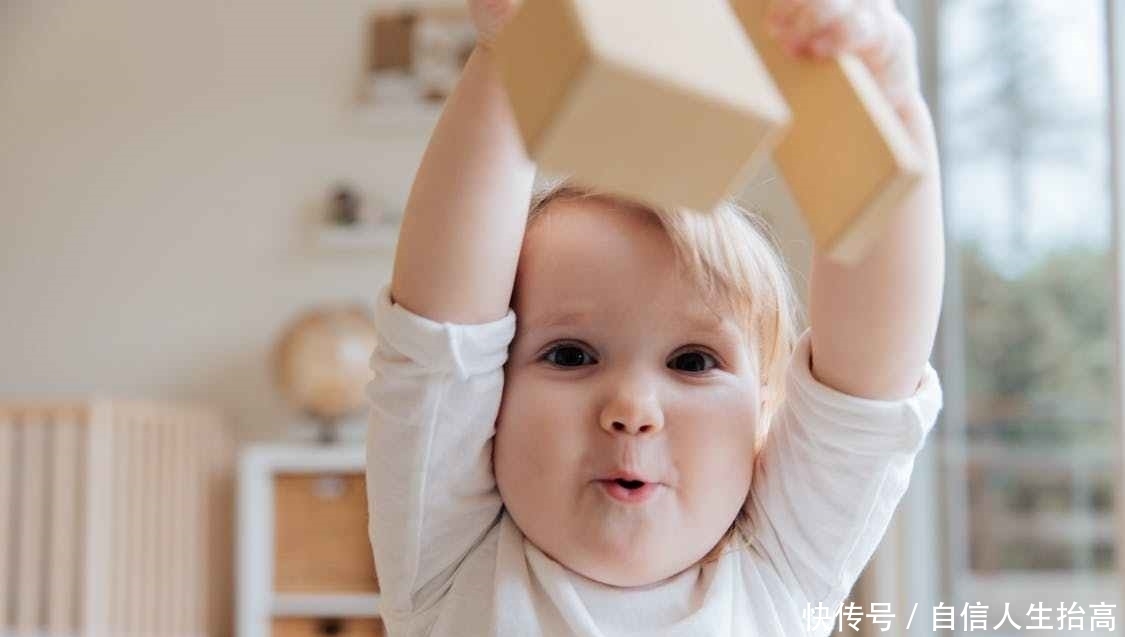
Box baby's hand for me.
[765,0,921,112]
[468,0,521,49]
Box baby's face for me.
[494,199,763,588]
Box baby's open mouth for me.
[598,478,660,504]
[615,479,646,490]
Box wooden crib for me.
[0,399,234,637]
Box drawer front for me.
[273,617,385,637]
[274,473,379,592]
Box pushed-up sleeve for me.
[745,327,944,609]
[364,283,516,622]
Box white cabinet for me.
[238,444,383,637]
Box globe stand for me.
[314,416,342,445]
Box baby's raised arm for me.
[390,17,535,323]
[366,5,535,633]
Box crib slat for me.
[112,408,133,635]
[168,411,186,634]
[126,409,144,635]
[187,411,203,637]
[47,412,81,633]
[154,408,169,636]
[207,418,221,637]
[140,407,158,636]
[73,417,88,632]
[15,416,46,631]
[0,411,14,631]
[84,400,114,637]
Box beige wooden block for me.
[731,0,924,264]
[493,0,791,212]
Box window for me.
[927,0,1118,633]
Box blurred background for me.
[2,0,1123,636]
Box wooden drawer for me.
[273,617,385,637]
[274,473,379,592]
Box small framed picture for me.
[361,2,476,128]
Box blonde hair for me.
[525,181,804,565]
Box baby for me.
[366,0,945,635]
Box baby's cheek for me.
[498,374,569,452]
[670,398,758,477]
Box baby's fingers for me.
[803,6,881,57]
[468,0,520,46]
[767,0,852,48]
[769,0,922,110]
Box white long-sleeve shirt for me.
[366,284,943,637]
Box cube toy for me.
[491,0,792,213]
[492,0,926,264]
[730,0,925,264]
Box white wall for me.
[0,0,810,441]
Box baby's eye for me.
[543,344,597,367]
[668,350,718,373]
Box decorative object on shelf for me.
[315,183,399,252]
[359,3,476,131]
[239,443,383,637]
[330,184,362,227]
[272,304,378,444]
[0,400,233,637]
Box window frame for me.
[1106,0,1125,615]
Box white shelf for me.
[355,102,442,135]
[354,73,444,136]
[272,592,382,618]
[316,224,398,252]
[242,442,365,473]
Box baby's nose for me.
[599,390,664,435]
[607,419,660,435]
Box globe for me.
[272,305,377,442]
